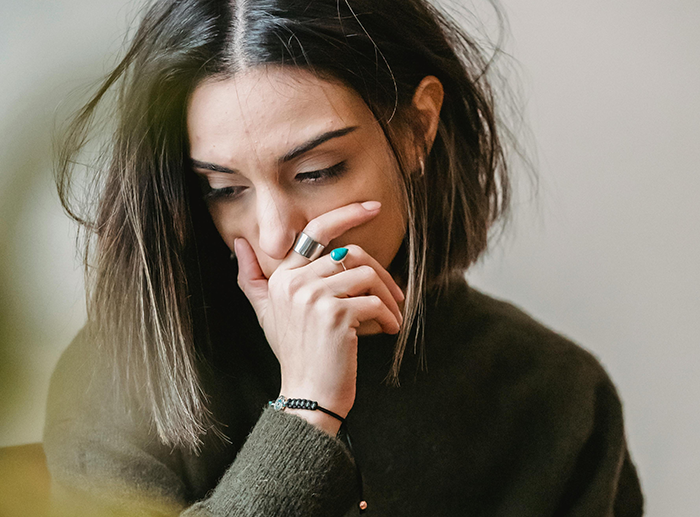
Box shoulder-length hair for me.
[57,0,513,450]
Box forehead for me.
[187,66,373,162]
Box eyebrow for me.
[190,125,358,174]
[281,125,357,162]
[190,159,237,174]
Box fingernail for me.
[234,238,244,257]
[361,201,381,211]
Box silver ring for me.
[293,232,325,261]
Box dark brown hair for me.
[57,0,515,450]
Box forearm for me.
[284,407,343,437]
[47,408,357,517]
[182,408,356,517]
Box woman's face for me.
[187,66,407,279]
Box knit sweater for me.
[43,278,643,516]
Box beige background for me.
[1,0,698,514]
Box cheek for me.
[340,162,406,266]
[206,204,266,269]
[205,200,299,279]
[209,207,279,276]
[331,188,406,268]
[368,204,406,267]
[375,186,408,267]
[206,204,240,250]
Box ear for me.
[411,76,444,155]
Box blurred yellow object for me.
[0,443,50,517]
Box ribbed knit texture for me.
[183,409,356,516]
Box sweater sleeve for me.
[552,376,644,517]
[43,332,358,517]
[181,408,358,516]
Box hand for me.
[235,201,404,434]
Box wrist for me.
[278,382,353,417]
[270,394,346,436]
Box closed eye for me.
[203,185,247,201]
[296,161,348,183]
[196,173,247,201]
[198,161,348,202]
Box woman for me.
[45,0,643,515]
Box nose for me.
[255,188,303,261]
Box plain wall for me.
[1,1,698,514]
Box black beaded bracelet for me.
[268,395,345,424]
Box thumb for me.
[234,238,268,317]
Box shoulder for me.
[400,279,643,514]
[427,278,612,388]
[422,277,625,441]
[44,326,151,456]
[45,326,110,425]
[44,327,195,509]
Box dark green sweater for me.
[43,278,643,516]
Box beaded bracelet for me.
[268,395,346,423]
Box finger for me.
[342,295,401,335]
[309,244,405,303]
[282,201,381,271]
[234,238,269,316]
[320,265,403,325]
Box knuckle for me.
[368,295,383,310]
[295,285,321,306]
[358,265,376,281]
[267,273,281,291]
[277,272,304,296]
[317,297,346,327]
[331,306,348,327]
[346,244,365,256]
[316,296,336,315]
[302,222,323,242]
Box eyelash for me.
[202,161,348,201]
[296,161,347,183]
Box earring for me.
[419,157,425,177]
[230,251,236,261]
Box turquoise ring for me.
[330,247,348,270]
